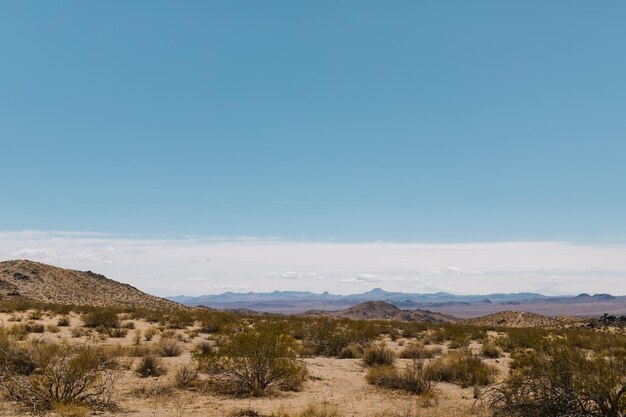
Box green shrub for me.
[484,340,626,417]
[83,309,119,329]
[196,325,308,396]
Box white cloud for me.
[1,231,626,296]
[266,271,324,280]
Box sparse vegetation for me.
[366,360,435,395]
[429,350,497,387]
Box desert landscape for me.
[1,260,625,417]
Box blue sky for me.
[2,2,626,243]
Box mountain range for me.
[168,288,626,318]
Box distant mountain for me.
[304,300,459,323]
[168,288,626,318]
[0,260,181,310]
[169,287,548,306]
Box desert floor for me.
[0,311,511,417]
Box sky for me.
[1,2,626,295]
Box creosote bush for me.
[484,340,626,417]
[400,341,441,359]
[196,325,308,396]
[0,337,118,413]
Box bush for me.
[157,338,183,357]
[107,327,128,338]
[57,316,71,327]
[196,325,308,396]
[400,342,440,359]
[363,343,395,367]
[83,309,119,329]
[144,327,159,341]
[338,342,363,359]
[174,364,198,388]
[481,343,502,358]
[0,339,118,413]
[429,350,497,387]
[484,341,626,417]
[136,354,167,378]
[366,360,435,395]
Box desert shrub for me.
[83,309,119,329]
[302,318,380,357]
[71,327,88,338]
[107,327,128,338]
[481,342,502,358]
[25,322,45,334]
[174,364,198,388]
[28,310,43,320]
[195,339,213,355]
[57,316,71,327]
[46,324,60,333]
[504,327,547,350]
[196,325,308,396]
[270,403,342,417]
[484,341,626,417]
[143,326,159,341]
[0,339,118,413]
[366,360,435,395]
[157,338,183,357]
[338,342,363,359]
[121,321,135,329]
[167,310,195,329]
[494,335,514,352]
[136,354,167,377]
[429,350,497,387]
[363,343,395,367]
[400,341,440,359]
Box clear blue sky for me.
[2,1,625,242]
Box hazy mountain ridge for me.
[169,288,626,317]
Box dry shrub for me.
[174,364,198,388]
[106,327,128,338]
[57,316,71,327]
[400,342,440,359]
[136,354,167,378]
[0,338,118,413]
[338,342,363,359]
[144,326,159,341]
[50,402,90,417]
[481,343,502,358]
[429,350,497,387]
[363,343,395,367]
[366,360,435,395]
[271,403,342,417]
[196,325,308,396]
[157,338,183,357]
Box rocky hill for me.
[304,301,459,323]
[0,259,181,310]
[463,310,582,328]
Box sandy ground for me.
[0,311,503,417]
